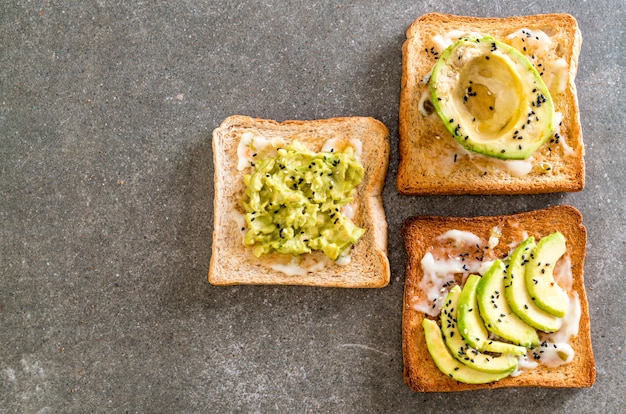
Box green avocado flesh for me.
[243,141,364,260]
[525,232,570,317]
[423,319,517,384]
[423,234,576,383]
[458,275,527,355]
[505,237,563,331]
[429,36,555,160]
[476,260,539,348]
[441,286,519,373]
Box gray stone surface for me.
[1,0,624,412]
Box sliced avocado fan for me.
[429,36,555,160]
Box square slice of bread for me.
[398,13,584,195]
[210,115,390,287]
[402,205,595,392]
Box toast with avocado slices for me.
[401,205,595,392]
[210,115,390,287]
[398,13,584,195]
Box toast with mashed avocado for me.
[398,13,584,194]
[210,115,390,287]
[401,205,595,391]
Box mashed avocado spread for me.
[243,140,364,260]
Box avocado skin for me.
[422,319,516,384]
[505,237,563,331]
[429,36,555,160]
[476,260,539,348]
[525,232,570,317]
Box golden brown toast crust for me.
[210,115,390,287]
[402,205,595,392]
[398,13,584,195]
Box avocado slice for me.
[458,274,527,355]
[525,232,570,317]
[429,36,555,160]
[422,319,516,384]
[476,260,539,348]
[505,237,563,332]
[441,285,519,373]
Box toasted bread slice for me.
[402,205,595,392]
[398,13,584,195]
[210,115,390,287]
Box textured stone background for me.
[1,0,624,412]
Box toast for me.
[210,115,390,287]
[401,205,595,392]
[398,13,584,195]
